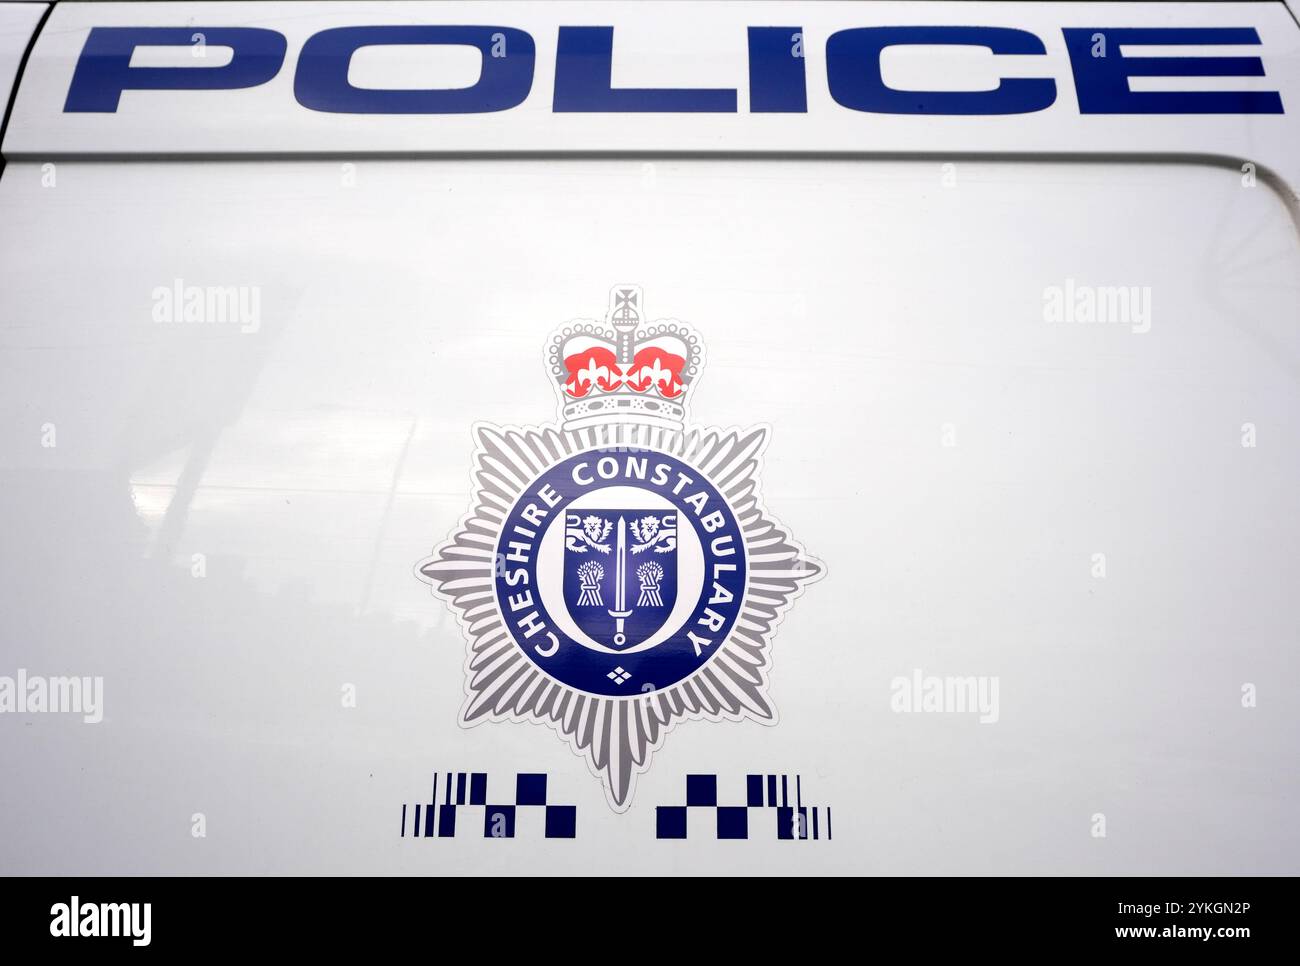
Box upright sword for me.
[608,515,632,647]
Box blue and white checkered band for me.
[494,449,747,697]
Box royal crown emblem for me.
[416,287,821,811]
[548,286,703,432]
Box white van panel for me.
[0,155,1296,873]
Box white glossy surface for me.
[0,158,1296,873]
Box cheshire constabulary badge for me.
[416,287,821,811]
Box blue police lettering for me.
[552,26,737,112]
[63,22,1283,115]
[1063,27,1283,113]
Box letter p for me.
[64,27,287,112]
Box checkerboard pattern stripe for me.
[401,772,577,839]
[656,773,832,840]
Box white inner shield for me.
[536,485,704,654]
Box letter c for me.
[826,26,1055,115]
[534,632,559,658]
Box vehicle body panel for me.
[0,2,1297,875]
